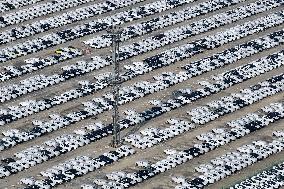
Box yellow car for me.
[55,49,63,54]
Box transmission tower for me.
[107,26,122,147]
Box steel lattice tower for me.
[108,26,122,147]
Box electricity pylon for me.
[107,25,122,147]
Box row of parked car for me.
[0,0,43,13]
[197,103,284,146]
[132,12,283,82]
[211,50,284,83]
[0,0,145,45]
[92,102,283,189]
[0,0,93,28]
[188,50,284,125]
[230,159,284,189]
[114,2,283,61]
[0,74,65,103]
[118,26,283,99]
[0,78,104,128]
[178,135,284,189]
[0,55,109,105]
[226,112,272,131]
[123,29,284,91]
[0,46,82,83]
[124,117,194,149]
[20,145,135,189]
[182,29,284,75]
[0,0,189,62]
[84,0,247,48]
[84,71,188,106]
